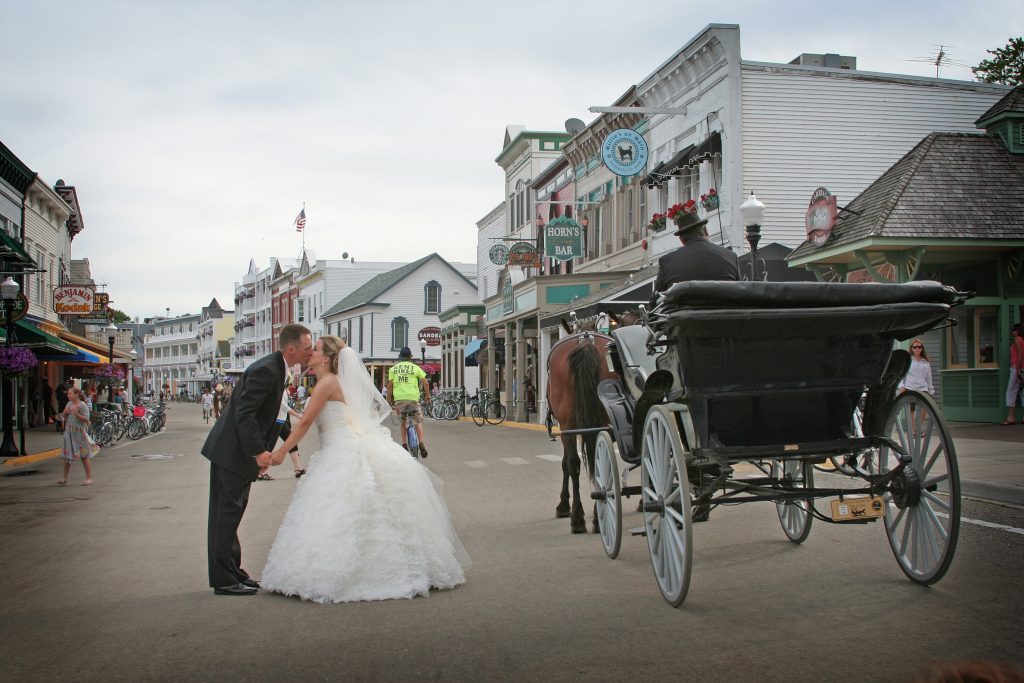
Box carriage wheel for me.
[873,390,960,585]
[640,405,693,607]
[593,431,622,559]
[771,459,814,543]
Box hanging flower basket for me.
[667,200,698,227]
[647,212,667,233]
[701,189,719,212]
[0,347,38,377]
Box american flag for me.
[294,208,306,233]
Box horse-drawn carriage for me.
[550,280,966,607]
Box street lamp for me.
[740,192,766,282]
[1,276,20,458]
[105,322,118,402]
[419,338,427,363]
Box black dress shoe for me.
[240,578,260,588]
[214,583,258,596]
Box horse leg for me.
[569,439,586,534]
[555,436,571,518]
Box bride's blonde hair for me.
[319,335,345,374]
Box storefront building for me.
[438,304,484,396]
[787,86,1024,422]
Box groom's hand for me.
[255,451,273,468]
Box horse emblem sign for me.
[602,128,648,177]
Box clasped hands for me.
[256,450,287,469]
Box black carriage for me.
[588,280,966,606]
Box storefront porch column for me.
[514,319,527,422]
[504,322,514,415]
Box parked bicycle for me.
[470,389,506,426]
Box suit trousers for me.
[207,462,253,587]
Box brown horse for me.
[546,332,618,533]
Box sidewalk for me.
[4,416,1022,506]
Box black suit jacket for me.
[652,236,739,304]
[201,351,287,482]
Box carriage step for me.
[629,526,647,537]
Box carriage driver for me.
[650,209,739,307]
[388,347,431,458]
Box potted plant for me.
[701,188,719,211]
[647,212,667,233]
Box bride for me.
[260,335,470,603]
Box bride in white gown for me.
[260,336,469,603]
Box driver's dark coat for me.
[652,236,739,301]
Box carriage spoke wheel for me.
[593,431,622,560]
[772,459,814,543]
[873,391,960,585]
[640,405,693,607]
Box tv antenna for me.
[904,44,971,78]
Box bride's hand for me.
[270,450,287,466]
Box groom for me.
[202,324,313,595]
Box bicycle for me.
[470,390,506,426]
[202,402,212,423]
[399,404,423,460]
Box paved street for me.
[1,406,1022,682]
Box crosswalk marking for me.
[937,512,1024,536]
[536,454,562,462]
[501,457,530,465]
[464,460,488,469]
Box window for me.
[391,316,408,351]
[424,281,442,314]
[297,299,305,322]
[677,166,699,203]
[946,307,999,369]
[358,317,364,352]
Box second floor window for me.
[297,299,305,322]
[391,317,408,351]
[424,281,442,314]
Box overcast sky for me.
[3,0,1020,318]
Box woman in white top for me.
[898,339,934,436]
[898,339,934,396]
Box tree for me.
[107,307,132,324]
[973,37,1024,85]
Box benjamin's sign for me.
[53,285,95,314]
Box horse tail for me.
[569,343,603,477]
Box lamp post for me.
[740,192,766,282]
[1,276,21,459]
[105,322,118,403]
[419,338,427,363]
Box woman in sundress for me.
[60,386,97,486]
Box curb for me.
[456,416,550,432]
[960,478,1024,507]
[1,448,62,473]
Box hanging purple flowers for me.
[0,346,38,376]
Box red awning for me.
[421,364,441,374]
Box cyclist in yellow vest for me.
[387,347,431,457]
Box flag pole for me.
[301,202,306,254]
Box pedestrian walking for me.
[59,386,98,486]
[1001,323,1024,425]
[42,379,55,424]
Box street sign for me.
[508,241,540,268]
[544,216,584,262]
[489,243,509,265]
[53,285,95,314]
[0,292,29,325]
[601,128,648,177]
[805,187,838,246]
[78,316,111,325]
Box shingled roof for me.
[788,132,1024,262]
[975,84,1024,126]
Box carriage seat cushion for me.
[612,326,658,389]
[659,280,958,310]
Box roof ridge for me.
[870,133,937,236]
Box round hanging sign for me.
[489,243,509,265]
[601,128,649,177]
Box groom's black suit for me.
[201,351,287,588]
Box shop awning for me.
[0,320,78,354]
[464,337,487,366]
[57,329,133,363]
[38,341,101,364]
[640,161,667,188]
[0,232,35,267]
[421,363,441,374]
[687,131,721,166]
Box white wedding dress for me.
[261,381,470,603]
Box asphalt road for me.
[1,407,1022,682]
